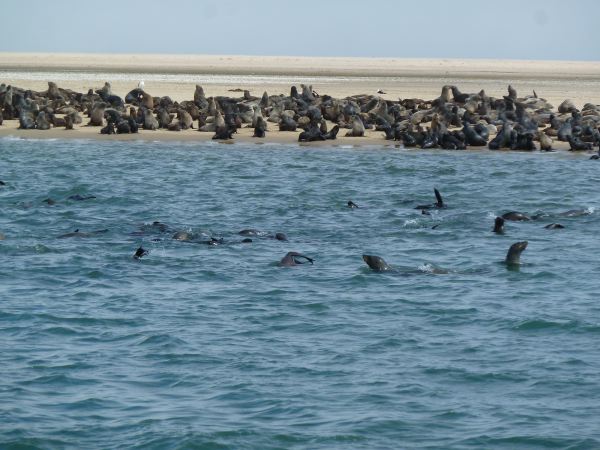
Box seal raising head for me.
[362,255,392,272]
[505,241,528,265]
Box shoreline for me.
[0,125,582,155]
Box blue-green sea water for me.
[1,138,600,450]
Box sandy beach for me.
[1,53,600,149]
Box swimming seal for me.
[416,188,445,210]
[502,211,531,221]
[558,209,590,217]
[173,230,195,241]
[505,241,528,265]
[68,194,96,201]
[544,223,565,229]
[493,217,505,233]
[279,252,314,267]
[347,200,359,209]
[133,246,149,259]
[363,255,392,272]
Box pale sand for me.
[0,53,598,150]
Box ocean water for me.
[1,138,600,450]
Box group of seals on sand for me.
[1,81,600,155]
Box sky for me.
[0,0,598,61]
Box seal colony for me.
[1,81,600,153]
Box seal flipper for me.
[434,188,444,208]
[293,254,314,265]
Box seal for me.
[239,229,262,236]
[279,252,315,267]
[416,188,445,210]
[501,211,531,221]
[133,246,149,259]
[68,194,96,201]
[253,116,267,138]
[173,230,195,241]
[493,217,505,233]
[345,115,365,137]
[505,241,528,265]
[362,254,392,272]
[35,111,51,130]
[347,200,359,209]
[89,102,107,126]
[544,223,565,229]
[558,209,590,217]
[142,109,159,130]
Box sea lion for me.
[125,88,143,104]
[345,115,365,137]
[558,209,591,217]
[19,111,36,129]
[501,211,531,221]
[567,134,592,151]
[68,194,96,201]
[544,223,565,229]
[279,115,297,131]
[212,126,235,140]
[133,246,149,259]
[279,252,314,267]
[538,131,553,151]
[239,229,262,236]
[64,114,74,130]
[416,188,445,210]
[347,200,359,208]
[362,255,392,272]
[323,125,339,140]
[493,217,505,233]
[89,102,106,126]
[199,237,224,246]
[142,109,158,130]
[100,120,116,135]
[140,91,154,109]
[116,119,131,134]
[253,116,267,138]
[505,241,528,265]
[35,111,51,130]
[463,123,487,146]
[173,230,195,241]
[177,109,193,129]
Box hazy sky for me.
[1,0,598,60]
